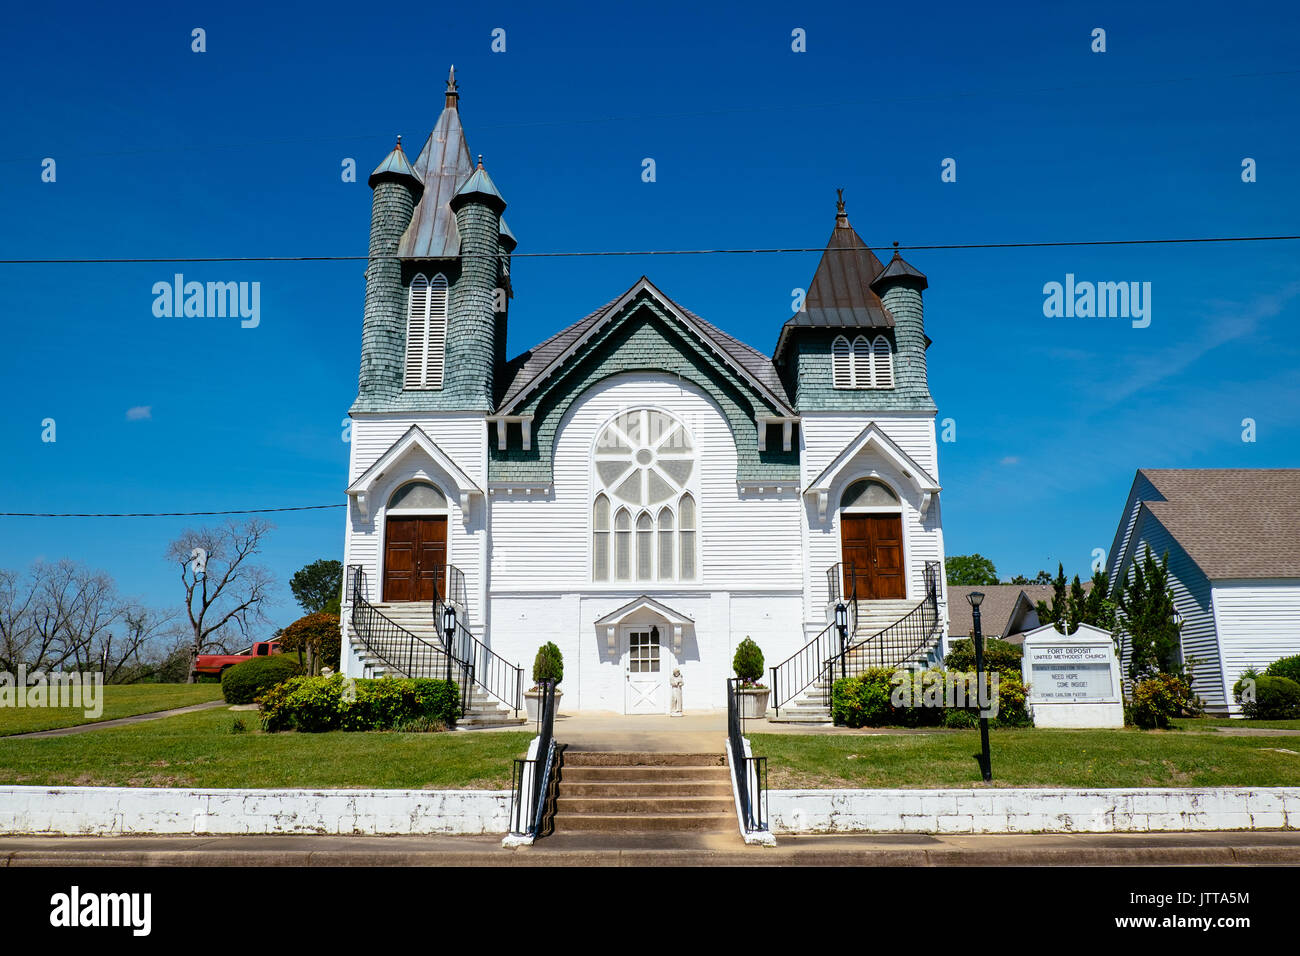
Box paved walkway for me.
[4,701,228,740]
[2,830,1298,866]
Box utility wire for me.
[0,505,346,518]
[2,234,1298,265]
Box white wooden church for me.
[340,70,949,719]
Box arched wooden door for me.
[383,516,446,602]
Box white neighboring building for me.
[1107,468,1300,714]
[339,73,948,717]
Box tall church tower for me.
[352,67,514,414]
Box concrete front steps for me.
[552,752,735,834]
[768,600,936,725]
[349,603,525,729]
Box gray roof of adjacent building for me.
[1129,468,1300,580]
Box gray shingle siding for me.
[785,327,935,412]
[354,180,416,408]
[490,300,799,484]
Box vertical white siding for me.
[343,413,488,626]
[1212,580,1300,714]
[800,412,945,611]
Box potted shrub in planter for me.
[525,641,564,721]
[733,637,769,718]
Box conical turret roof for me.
[872,243,929,292]
[397,66,477,259]
[450,155,507,213]
[367,136,423,195]
[773,192,893,360]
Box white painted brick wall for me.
[0,787,511,836]
[769,787,1300,834]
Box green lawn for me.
[751,728,1300,789]
[0,706,533,789]
[0,684,224,736]
[1173,716,1300,731]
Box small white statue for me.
[670,668,684,717]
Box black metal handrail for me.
[347,565,461,683]
[447,614,523,716]
[770,619,838,716]
[831,560,943,673]
[509,679,558,838]
[770,565,860,715]
[726,677,768,834]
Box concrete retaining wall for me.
[0,786,511,836]
[769,787,1300,834]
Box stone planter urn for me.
[525,687,563,722]
[736,686,769,719]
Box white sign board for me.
[1020,623,1124,728]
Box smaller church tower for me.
[871,243,932,406]
[357,137,423,402]
[446,156,508,411]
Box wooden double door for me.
[383,516,447,602]
[840,513,905,600]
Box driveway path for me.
[4,701,228,740]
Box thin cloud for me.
[125,406,152,421]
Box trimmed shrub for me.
[259,675,461,733]
[831,669,897,727]
[532,642,563,688]
[832,667,1031,729]
[1131,672,1194,729]
[277,612,342,673]
[1264,655,1300,687]
[943,638,1023,676]
[1235,674,1300,720]
[221,654,301,704]
[732,637,765,686]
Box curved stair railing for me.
[770,568,859,716]
[443,608,523,716]
[831,560,943,673]
[347,564,522,718]
[347,566,471,711]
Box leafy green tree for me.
[1036,565,1116,634]
[290,560,343,615]
[1116,547,1182,680]
[946,554,999,587]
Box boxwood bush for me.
[221,654,302,704]
[943,638,1023,676]
[831,667,1031,728]
[1264,655,1300,687]
[1235,674,1300,720]
[259,674,461,732]
[732,637,765,686]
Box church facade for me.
[340,71,949,714]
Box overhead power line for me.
[2,234,1298,265]
[0,505,347,518]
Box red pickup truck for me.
[192,640,282,678]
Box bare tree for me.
[166,520,277,681]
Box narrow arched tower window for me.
[871,335,893,388]
[851,336,871,388]
[832,335,852,388]
[404,273,449,389]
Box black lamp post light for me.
[967,590,993,783]
[834,602,848,679]
[442,603,457,684]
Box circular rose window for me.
[594,409,694,506]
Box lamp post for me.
[967,591,993,782]
[442,603,456,684]
[834,602,848,680]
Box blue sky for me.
[1,0,1297,628]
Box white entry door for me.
[624,627,666,714]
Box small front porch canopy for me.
[346,424,484,523]
[804,422,941,521]
[594,595,694,655]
